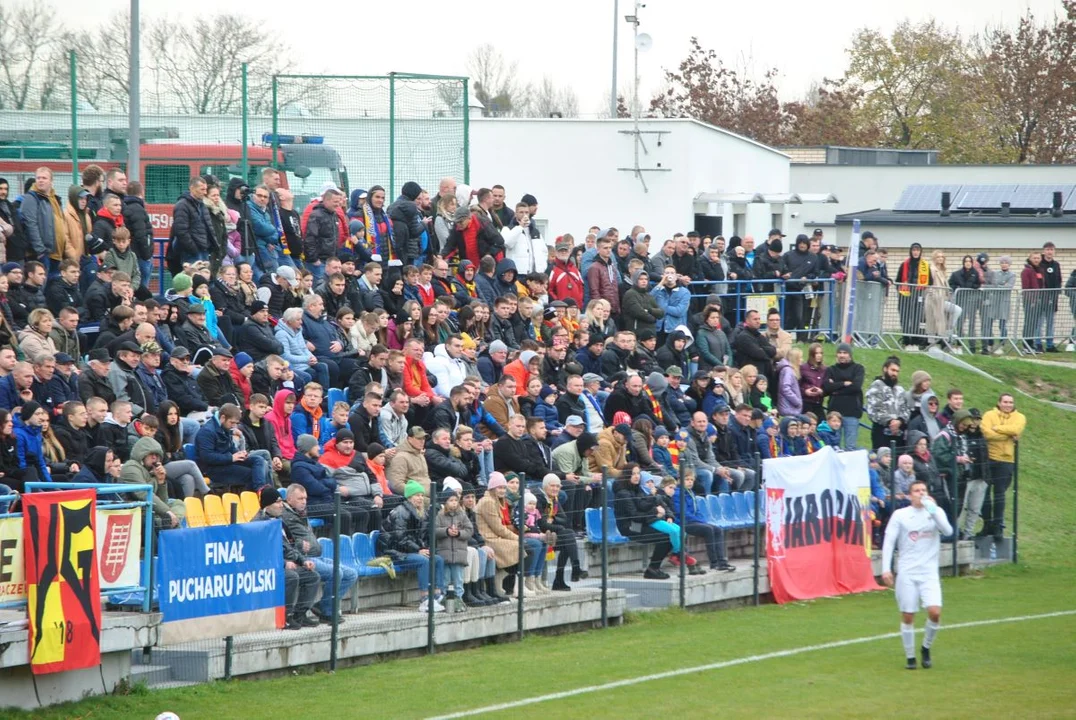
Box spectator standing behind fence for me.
[982,256,1015,356]
[822,343,864,450]
[865,356,909,452]
[979,393,1025,542]
[925,251,960,348]
[1021,251,1048,353]
[950,255,982,354]
[895,243,932,350]
[1040,242,1062,352]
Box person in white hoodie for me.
[424,335,469,399]
[501,203,547,276]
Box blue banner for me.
[157,521,284,623]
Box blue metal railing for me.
[681,277,840,340]
[0,483,156,613]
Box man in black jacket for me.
[234,301,282,362]
[173,304,215,357]
[160,347,211,415]
[424,384,468,434]
[197,348,242,407]
[731,310,776,378]
[424,427,472,486]
[169,178,214,269]
[78,348,116,404]
[779,234,821,340]
[122,182,154,296]
[303,188,343,282]
[44,260,84,318]
[388,181,427,266]
[556,374,587,424]
[83,265,119,323]
[347,346,389,404]
[821,342,865,451]
[600,331,634,377]
[752,238,783,293]
[53,400,91,466]
[208,265,248,343]
[493,415,552,481]
[348,392,383,455]
[250,355,289,400]
[602,374,650,425]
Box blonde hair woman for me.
[18,308,58,359]
[926,250,961,344]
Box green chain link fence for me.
[270,73,470,207]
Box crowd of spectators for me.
[0,168,1032,623]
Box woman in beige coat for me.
[18,308,59,359]
[925,250,960,344]
[61,185,90,262]
[475,472,522,594]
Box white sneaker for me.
[951,347,963,355]
[993,347,1004,356]
[418,598,444,613]
[904,345,919,352]
[1066,343,1075,352]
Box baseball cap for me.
[768,228,786,238]
[140,341,162,355]
[408,426,427,439]
[665,366,683,378]
[272,265,299,288]
[582,373,603,384]
[812,228,823,236]
[211,347,233,359]
[54,352,75,365]
[170,346,192,360]
[565,415,585,427]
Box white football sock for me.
[901,623,916,658]
[923,620,940,649]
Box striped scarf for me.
[363,204,394,261]
[644,388,664,423]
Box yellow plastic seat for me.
[222,493,243,524]
[184,497,206,528]
[240,491,260,523]
[203,494,227,526]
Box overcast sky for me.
[52,0,1062,115]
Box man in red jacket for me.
[549,236,583,307]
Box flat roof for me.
[835,209,1076,228]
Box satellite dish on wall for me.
[636,33,653,52]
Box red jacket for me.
[549,258,584,307]
[320,438,355,469]
[587,256,620,314]
[403,355,436,402]
[1021,262,1045,290]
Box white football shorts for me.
[895,574,942,613]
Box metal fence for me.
[686,278,840,341]
[126,446,1017,687]
[852,282,1075,355]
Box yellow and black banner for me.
[23,489,102,674]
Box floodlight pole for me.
[610,0,619,118]
[128,0,140,182]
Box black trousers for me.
[987,460,1014,537]
[553,526,580,570]
[685,522,727,566]
[285,565,319,617]
[562,481,590,531]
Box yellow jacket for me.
[980,408,1026,463]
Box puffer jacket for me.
[303,202,340,264]
[13,415,51,482]
[122,195,154,261]
[275,321,314,372]
[620,273,664,335]
[171,192,214,255]
[290,454,339,505]
[379,500,429,561]
[387,185,427,265]
[434,506,473,566]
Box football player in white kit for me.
[881,479,953,669]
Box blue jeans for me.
[308,261,325,284]
[180,417,201,444]
[523,537,545,577]
[840,416,860,451]
[694,467,717,495]
[477,447,495,485]
[1045,311,1057,348]
[650,520,682,553]
[446,563,466,593]
[311,557,358,616]
[248,452,270,489]
[138,258,154,292]
[397,553,445,595]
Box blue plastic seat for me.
[337,534,356,568]
[370,529,381,553]
[318,537,333,558]
[310,518,325,528]
[278,487,287,500]
[183,443,196,461]
[327,387,347,410]
[757,489,767,519]
[732,492,752,527]
[739,490,759,527]
[717,493,743,530]
[585,507,630,544]
[696,495,720,527]
[351,533,388,577]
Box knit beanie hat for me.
[20,400,42,422]
[296,434,318,455]
[259,486,281,508]
[335,428,355,443]
[539,385,558,400]
[171,273,192,292]
[898,454,913,466]
[442,477,463,496]
[836,342,853,356]
[489,340,508,355]
[487,472,507,490]
[523,491,538,506]
[404,480,426,498]
[366,442,386,460]
[234,352,254,370]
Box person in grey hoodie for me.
[981,255,1015,355]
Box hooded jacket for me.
[13,415,51,482]
[424,344,468,399]
[21,184,64,257]
[303,201,340,264]
[775,358,803,416]
[380,499,430,562]
[621,271,664,334]
[388,184,427,265]
[779,239,821,290]
[821,357,865,418]
[492,258,519,299]
[118,436,173,520]
[906,390,941,441]
[290,452,340,505]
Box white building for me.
[470,118,820,243]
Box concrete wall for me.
[792,164,1076,236]
[469,118,791,243]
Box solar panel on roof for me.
[953,185,1018,210]
[893,184,964,212]
[1008,185,1076,211]
[1065,190,1076,213]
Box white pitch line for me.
[427,609,1076,719]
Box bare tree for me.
[466,44,521,117]
[520,76,580,118]
[147,14,279,115]
[0,2,63,110]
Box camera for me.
[238,184,251,201]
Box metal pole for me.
[600,466,609,628]
[127,0,141,183]
[241,64,249,181]
[462,78,470,184]
[752,453,761,606]
[516,482,525,641]
[1011,440,1019,564]
[889,441,897,510]
[140,489,155,662]
[271,76,279,169]
[330,489,341,670]
[224,501,238,680]
[69,51,78,184]
[677,463,686,610]
[610,0,619,118]
[389,73,396,198]
[428,481,438,654]
[950,469,958,577]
